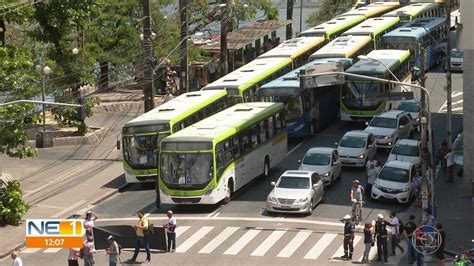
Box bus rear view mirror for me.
[116,139,121,150]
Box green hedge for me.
[0,180,29,226]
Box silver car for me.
[298,147,342,186]
[364,110,415,149]
[266,170,325,215]
[337,130,377,167]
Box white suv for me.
[371,160,415,204]
[364,110,415,149]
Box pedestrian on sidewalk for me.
[164,210,177,252]
[446,148,455,183]
[106,235,120,266]
[82,236,95,266]
[412,170,423,207]
[434,140,449,170]
[389,212,404,256]
[435,223,445,266]
[374,213,392,263]
[10,251,22,266]
[84,210,98,237]
[414,220,427,266]
[365,156,378,196]
[423,209,437,236]
[339,214,355,260]
[404,215,418,264]
[68,248,80,266]
[361,221,374,263]
[129,211,151,263]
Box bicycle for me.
[351,200,363,225]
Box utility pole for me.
[220,0,229,77]
[299,0,303,34]
[179,0,188,93]
[142,0,155,112]
[446,0,452,147]
[286,0,294,40]
[420,47,428,172]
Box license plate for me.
[182,201,192,204]
[280,205,291,209]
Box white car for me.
[337,130,377,167]
[371,160,415,204]
[387,139,421,166]
[450,49,463,72]
[397,100,421,131]
[364,110,415,149]
[266,170,325,215]
[298,147,342,186]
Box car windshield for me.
[398,102,420,113]
[392,143,419,156]
[160,153,213,188]
[451,50,463,58]
[123,133,168,169]
[303,153,330,165]
[277,176,310,189]
[378,166,409,183]
[340,136,366,148]
[370,117,397,128]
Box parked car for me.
[364,110,415,149]
[397,99,421,131]
[450,48,463,72]
[337,130,376,167]
[266,170,325,215]
[298,147,342,186]
[371,160,415,204]
[387,139,421,166]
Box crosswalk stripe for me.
[330,235,362,260]
[21,248,41,253]
[198,227,239,254]
[251,229,286,257]
[223,229,262,255]
[176,225,191,238]
[276,230,312,258]
[176,226,214,253]
[43,248,62,253]
[304,233,338,260]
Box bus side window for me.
[224,139,233,164]
[275,113,282,133]
[216,143,225,171]
[232,136,240,158]
[267,116,274,138]
[250,124,260,148]
[260,121,268,142]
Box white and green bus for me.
[120,90,230,183]
[158,102,287,205]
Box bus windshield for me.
[161,152,213,188]
[123,133,168,169]
[342,81,384,110]
[277,95,302,122]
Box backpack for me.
[398,219,404,234]
[144,222,154,236]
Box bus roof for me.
[346,49,410,75]
[201,57,292,92]
[297,15,365,38]
[383,17,445,40]
[162,102,284,144]
[406,17,445,30]
[123,90,228,128]
[342,16,400,36]
[259,58,353,96]
[382,3,438,19]
[338,1,399,18]
[309,35,371,59]
[257,37,325,60]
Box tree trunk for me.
[99,61,109,92]
[0,17,6,46]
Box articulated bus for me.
[297,15,365,40]
[120,90,231,183]
[159,102,287,205]
[338,1,400,19]
[382,3,441,22]
[309,35,373,61]
[342,16,401,49]
[340,49,412,121]
[382,17,447,70]
[259,58,353,137]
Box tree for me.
[306,0,352,27]
[0,180,29,226]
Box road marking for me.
[43,248,62,253]
[36,204,65,210]
[206,209,220,218]
[223,229,262,255]
[175,226,213,253]
[276,230,312,258]
[304,233,338,260]
[51,200,87,218]
[286,138,307,156]
[251,229,286,256]
[198,227,239,254]
[330,235,362,260]
[21,248,41,254]
[176,225,190,238]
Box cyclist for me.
[350,179,365,221]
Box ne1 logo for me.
[26,219,84,248]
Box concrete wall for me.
[460,0,473,196]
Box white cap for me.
[378,214,384,219]
[343,214,351,220]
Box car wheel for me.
[223,179,233,205]
[308,200,314,215]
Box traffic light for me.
[77,97,86,121]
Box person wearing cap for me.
[340,214,355,260]
[106,236,119,266]
[164,210,177,252]
[374,213,393,263]
[350,179,365,221]
[10,251,22,266]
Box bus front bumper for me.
[160,187,222,205]
[124,170,156,183]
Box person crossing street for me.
[128,211,151,263]
[340,214,355,261]
[164,210,177,252]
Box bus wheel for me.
[262,157,270,179]
[223,179,233,205]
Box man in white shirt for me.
[365,156,378,196]
[11,251,22,266]
[389,212,404,256]
[446,148,455,183]
[164,210,177,252]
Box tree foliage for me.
[306,0,353,27]
[0,180,29,226]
